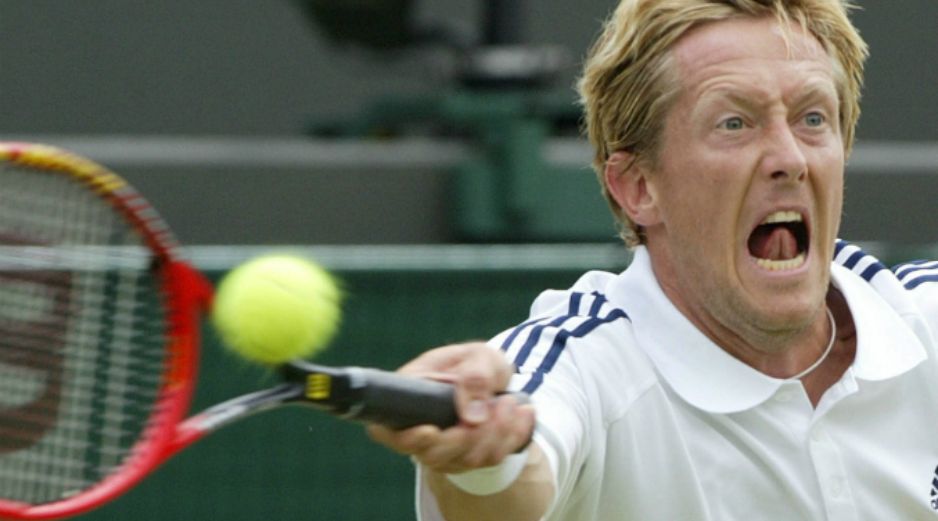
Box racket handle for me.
[283,362,529,430]
[348,368,459,428]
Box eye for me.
[804,111,826,127]
[718,116,745,131]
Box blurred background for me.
[1,0,936,519]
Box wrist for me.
[444,447,530,496]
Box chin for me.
[743,283,828,334]
[763,302,817,331]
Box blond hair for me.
[578,0,869,246]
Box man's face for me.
[623,16,845,345]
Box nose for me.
[762,123,807,182]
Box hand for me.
[367,343,535,474]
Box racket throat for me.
[281,362,366,418]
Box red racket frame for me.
[0,143,212,520]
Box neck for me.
[649,263,843,381]
[800,289,857,406]
[689,301,834,380]
[784,306,836,381]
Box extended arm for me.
[367,343,554,521]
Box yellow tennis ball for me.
[211,254,341,365]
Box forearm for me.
[425,442,554,521]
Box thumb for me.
[453,348,513,426]
[458,373,492,425]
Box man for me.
[369,1,938,519]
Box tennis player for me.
[368,1,938,519]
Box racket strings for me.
[0,165,170,505]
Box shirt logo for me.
[931,465,938,511]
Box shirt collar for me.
[609,247,927,414]
[834,262,928,380]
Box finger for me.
[366,423,441,455]
[487,348,515,391]
[462,396,532,467]
[452,348,513,426]
[415,426,474,472]
[396,343,478,375]
[511,402,537,452]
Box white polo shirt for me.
[418,242,938,520]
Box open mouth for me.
[747,210,809,271]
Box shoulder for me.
[490,269,655,404]
[890,257,938,325]
[523,270,623,318]
[492,271,628,366]
[890,255,938,300]
[834,239,938,326]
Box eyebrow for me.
[694,85,772,114]
[694,79,838,114]
[786,81,839,108]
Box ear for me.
[604,151,661,227]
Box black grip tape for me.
[349,368,530,430]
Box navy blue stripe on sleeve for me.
[904,274,938,290]
[891,259,938,289]
[588,291,608,316]
[498,290,630,394]
[833,240,888,282]
[568,292,583,315]
[500,315,557,357]
[893,260,938,279]
[506,314,583,368]
[521,309,630,394]
[859,260,888,282]
[841,249,866,270]
[836,241,938,289]
[500,291,597,366]
[834,239,848,256]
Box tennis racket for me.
[0,142,523,520]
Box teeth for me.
[756,253,806,271]
[761,210,802,225]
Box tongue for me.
[749,225,798,261]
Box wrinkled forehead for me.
[673,16,832,79]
